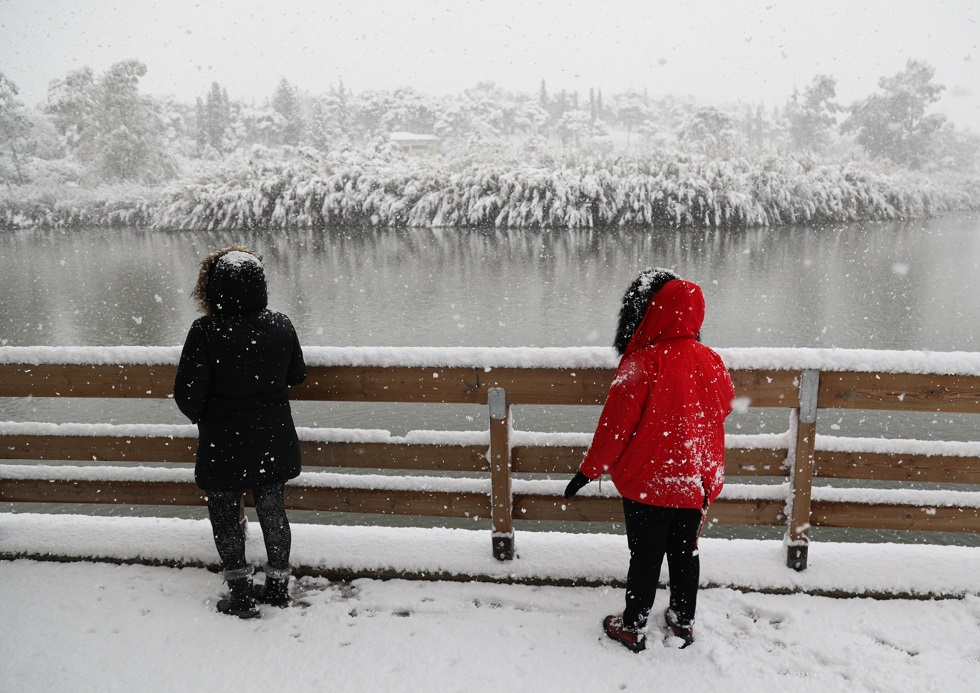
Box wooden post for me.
[787,369,819,571]
[488,387,514,560]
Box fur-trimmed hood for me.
[614,268,680,355]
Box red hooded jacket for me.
[579,280,734,509]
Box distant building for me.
[390,131,442,155]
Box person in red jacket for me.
[565,268,734,652]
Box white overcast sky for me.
[1,0,977,127]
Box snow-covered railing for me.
[1,346,979,571]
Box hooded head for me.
[191,246,268,316]
[614,268,705,356]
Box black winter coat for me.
[174,256,307,491]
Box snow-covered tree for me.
[44,60,177,183]
[308,81,352,151]
[461,82,509,138]
[928,122,980,173]
[841,59,946,168]
[227,101,281,149]
[351,89,398,139]
[197,82,232,155]
[556,110,591,147]
[785,75,839,153]
[0,72,32,184]
[609,90,653,147]
[513,99,549,137]
[680,106,744,155]
[271,77,304,146]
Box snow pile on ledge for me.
[1,514,977,598]
[4,345,980,375]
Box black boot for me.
[217,571,259,619]
[253,563,291,607]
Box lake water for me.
[4,216,980,352]
[2,217,979,543]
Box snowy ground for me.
[2,514,979,692]
[4,560,980,693]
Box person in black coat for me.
[174,246,307,618]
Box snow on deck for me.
[1,513,977,599]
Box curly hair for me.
[191,245,264,315]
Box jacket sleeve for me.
[173,322,211,424]
[286,322,307,387]
[579,357,649,480]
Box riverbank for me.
[3,514,979,692]
[2,147,978,231]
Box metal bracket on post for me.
[799,368,820,426]
[488,387,514,561]
[786,368,820,571]
[488,387,507,421]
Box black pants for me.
[622,498,703,630]
[207,483,291,573]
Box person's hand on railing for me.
[564,471,593,499]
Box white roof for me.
[390,131,440,141]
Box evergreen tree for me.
[309,80,352,150]
[272,77,304,146]
[194,97,207,153]
[203,82,231,153]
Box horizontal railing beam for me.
[0,435,197,463]
[5,478,979,534]
[814,451,980,485]
[0,363,801,407]
[511,445,789,476]
[809,501,980,534]
[282,486,490,518]
[0,436,489,472]
[301,442,489,473]
[0,478,205,506]
[12,434,977,489]
[0,478,491,519]
[0,363,177,399]
[819,372,980,413]
[512,495,788,526]
[1,433,793,478]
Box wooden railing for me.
[1,348,979,571]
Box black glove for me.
[564,471,592,500]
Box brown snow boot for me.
[665,608,695,648]
[603,614,646,653]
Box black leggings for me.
[622,498,703,629]
[207,483,291,573]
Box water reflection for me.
[3,216,979,351]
